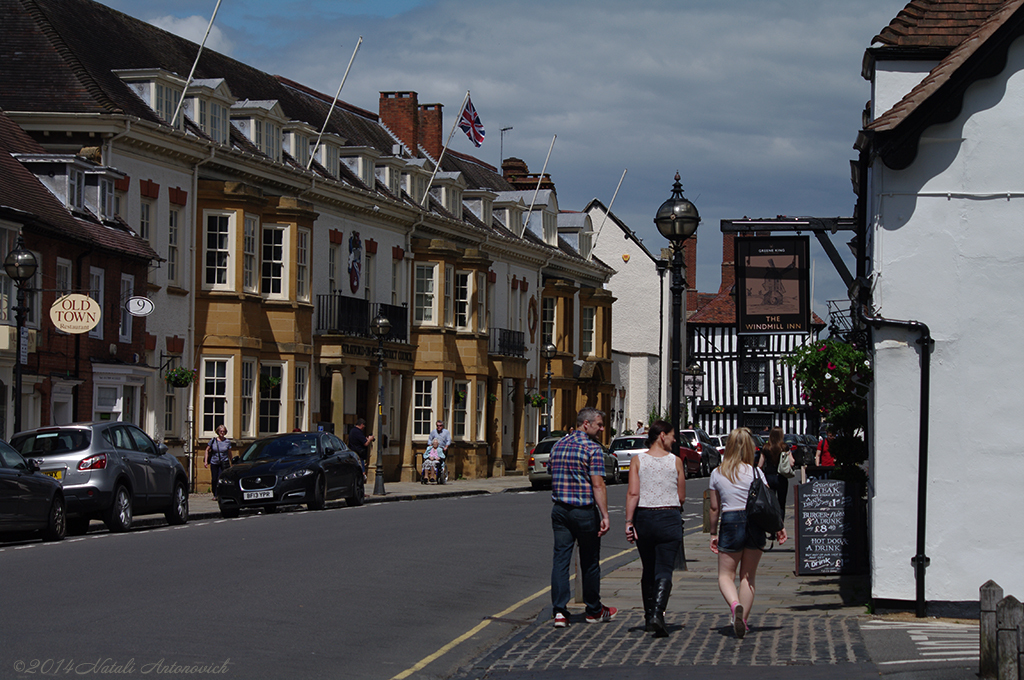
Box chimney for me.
[379,91,419,156]
[418,104,443,160]
[684,239,696,291]
[720,232,736,294]
[502,157,556,193]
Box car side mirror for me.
[27,458,40,473]
[157,442,169,456]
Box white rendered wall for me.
[868,39,1024,603]
[872,60,936,118]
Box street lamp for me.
[369,313,391,496]
[685,362,704,430]
[774,369,784,426]
[541,342,556,437]
[4,236,38,435]
[654,173,700,450]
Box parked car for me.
[0,439,66,542]
[527,436,621,489]
[678,427,720,476]
[784,433,815,468]
[606,434,701,480]
[10,422,189,535]
[708,434,727,457]
[216,431,365,518]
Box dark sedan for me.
[0,439,65,542]
[216,431,365,518]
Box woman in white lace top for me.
[624,420,686,638]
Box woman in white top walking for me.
[709,427,788,638]
[624,420,686,638]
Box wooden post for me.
[981,580,1004,678]
[996,595,1022,680]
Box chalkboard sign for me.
[794,480,867,575]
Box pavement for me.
[142,478,979,679]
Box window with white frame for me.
[261,224,286,298]
[240,359,256,437]
[476,379,486,441]
[89,267,104,340]
[444,266,453,327]
[201,358,229,435]
[56,258,72,297]
[243,215,258,293]
[581,306,596,356]
[164,371,178,437]
[453,380,469,439]
[68,169,84,211]
[443,377,453,432]
[296,228,310,302]
[259,363,284,434]
[254,119,281,162]
[454,271,471,329]
[119,274,133,342]
[364,252,374,302]
[294,364,308,431]
[477,273,486,333]
[139,200,153,255]
[167,208,180,286]
[391,259,402,306]
[542,297,555,346]
[414,263,436,324]
[518,289,525,334]
[487,280,495,332]
[155,82,181,128]
[413,378,434,436]
[389,375,400,441]
[204,212,233,290]
[99,178,114,219]
[328,243,339,292]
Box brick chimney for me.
[418,103,443,160]
[379,91,419,156]
[501,157,555,193]
[684,239,696,291]
[720,232,736,294]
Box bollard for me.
[996,595,1022,680]
[703,489,711,533]
[982,580,1004,678]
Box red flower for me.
[828,362,836,370]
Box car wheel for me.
[43,495,66,541]
[66,516,90,536]
[103,485,133,533]
[308,474,326,511]
[219,505,239,519]
[346,475,365,506]
[531,480,544,490]
[165,481,189,525]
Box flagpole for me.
[421,90,470,208]
[308,37,363,170]
[587,168,628,261]
[520,134,556,238]
[170,0,224,129]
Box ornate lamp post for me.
[685,362,704,430]
[541,342,556,437]
[370,313,391,496]
[4,236,39,435]
[654,173,700,450]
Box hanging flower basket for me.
[487,392,498,404]
[164,367,197,388]
[529,393,547,408]
[711,405,724,414]
[260,374,282,392]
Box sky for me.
[101,0,908,324]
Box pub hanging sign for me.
[735,236,810,335]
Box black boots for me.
[641,581,655,632]
[650,578,672,638]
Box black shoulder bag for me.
[746,471,784,534]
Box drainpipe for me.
[860,307,933,618]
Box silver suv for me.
[10,422,189,534]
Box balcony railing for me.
[488,327,525,357]
[316,295,407,342]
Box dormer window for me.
[231,99,287,163]
[283,121,316,168]
[340,147,380,187]
[182,79,235,145]
[311,133,343,177]
[375,158,404,196]
[402,163,431,205]
[68,168,85,211]
[99,177,114,219]
[114,69,187,130]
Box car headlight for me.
[217,477,234,487]
[284,468,314,480]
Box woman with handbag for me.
[709,427,788,638]
[624,420,686,638]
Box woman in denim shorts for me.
[708,428,788,638]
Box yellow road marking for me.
[389,547,636,680]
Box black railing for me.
[488,327,525,357]
[316,294,408,342]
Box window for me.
[476,379,486,441]
[119,274,134,342]
[741,359,768,396]
[414,264,436,324]
[201,358,228,435]
[581,306,596,356]
[328,243,340,292]
[518,289,525,334]
[444,266,453,327]
[155,82,181,128]
[413,378,434,436]
[443,378,453,432]
[364,252,373,302]
[204,212,233,290]
[163,373,177,437]
[454,271,471,329]
[542,297,555,345]
[477,273,486,332]
[254,119,281,162]
[296,228,310,302]
[243,215,258,293]
[453,380,469,439]
[68,169,84,211]
[259,363,284,434]
[89,267,104,340]
[167,209,179,286]
[209,102,229,144]
[240,359,256,437]
[261,224,286,298]
[56,259,72,297]
[99,178,114,219]
[391,259,402,306]
[294,364,308,431]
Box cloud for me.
[147,14,235,55]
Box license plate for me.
[43,469,63,480]
[243,490,273,501]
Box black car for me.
[0,439,66,542]
[216,431,365,518]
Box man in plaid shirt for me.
[549,407,616,627]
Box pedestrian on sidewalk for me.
[203,424,231,500]
[762,427,790,519]
[708,427,788,639]
[624,419,685,637]
[549,406,616,628]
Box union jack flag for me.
[458,96,485,147]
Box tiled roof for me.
[687,285,824,328]
[444,150,513,192]
[872,0,1008,48]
